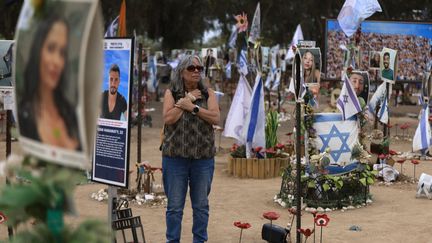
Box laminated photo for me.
[14,0,101,169]
[380,47,398,82]
[92,38,134,187]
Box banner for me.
[313,113,359,165]
[14,0,103,169]
[92,38,134,187]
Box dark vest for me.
[162,89,215,159]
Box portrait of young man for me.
[100,63,128,120]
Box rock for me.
[144,194,155,200]
[325,208,332,212]
[366,199,373,204]
[362,203,366,206]
[341,209,345,212]
[342,207,348,210]
[347,206,355,210]
[280,201,287,208]
[97,196,103,202]
[356,205,361,209]
[317,207,325,212]
[349,225,362,231]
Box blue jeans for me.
[162,156,215,243]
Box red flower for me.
[263,211,280,221]
[265,147,276,154]
[314,214,330,227]
[378,154,387,160]
[389,150,398,156]
[396,159,406,164]
[347,66,353,74]
[234,12,248,33]
[309,208,318,217]
[276,143,285,149]
[298,228,314,238]
[231,143,239,152]
[411,159,420,165]
[288,207,298,215]
[400,123,409,130]
[254,146,263,153]
[0,212,7,224]
[234,221,251,229]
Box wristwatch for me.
[191,105,200,115]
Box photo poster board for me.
[14,0,102,169]
[380,47,398,83]
[350,70,370,105]
[261,46,270,71]
[421,71,432,103]
[0,40,14,87]
[92,38,134,188]
[0,40,15,112]
[202,47,217,77]
[298,47,322,95]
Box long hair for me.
[303,50,316,84]
[21,15,80,142]
[170,54,206,97]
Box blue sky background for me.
[327,20,432,39]
[103,49,131,101]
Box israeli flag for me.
[238,48,248,76]
[147,55,157,92]
[271,69,282,91]
[413,104,432,152]
[223,75,252,143]
[243,73,266,158]
[337,0,382,37]
[337,74,362,120]
[368,81,386,116]
[105,16,119,37]
[378,95,389,124]
[313,113,359,165]
[228,25,238,49]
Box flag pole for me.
[137,43,143,164]
[6,110,13,238]
[294,52,302,243]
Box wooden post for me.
[252,158,259,178]
[241,158,247,178]
[6,110,13,238]
[247,159,253,178]
[235,158,242,177]
[228,157,233,175]
[258,159,265,179]
[294,52,302,243]
[274,158,281,177]
[137,43,143,164]
[264,159,271,178]
[269,158,275,178]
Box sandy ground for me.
[1,95,432,243]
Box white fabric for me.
[337,0,382,37]
[223,75,252,143]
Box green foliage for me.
[358,164,377,186]
[230,144,246,158]
[0,156,110,243]
[265,111,279,149]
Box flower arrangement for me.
[230,111,290,159]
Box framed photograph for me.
[202,47,217,77]
[350,71,370,105]
[369,51,381,69]
[14,0,100,169]
[298,47,322,85]
[380,47,398,82]
[0,40,14,87]
[92,38,134,188]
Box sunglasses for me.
[186,65,204,72]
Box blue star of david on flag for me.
[318,125,351,162]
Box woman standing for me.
[161,55,220,243]
[18,15,81,150]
